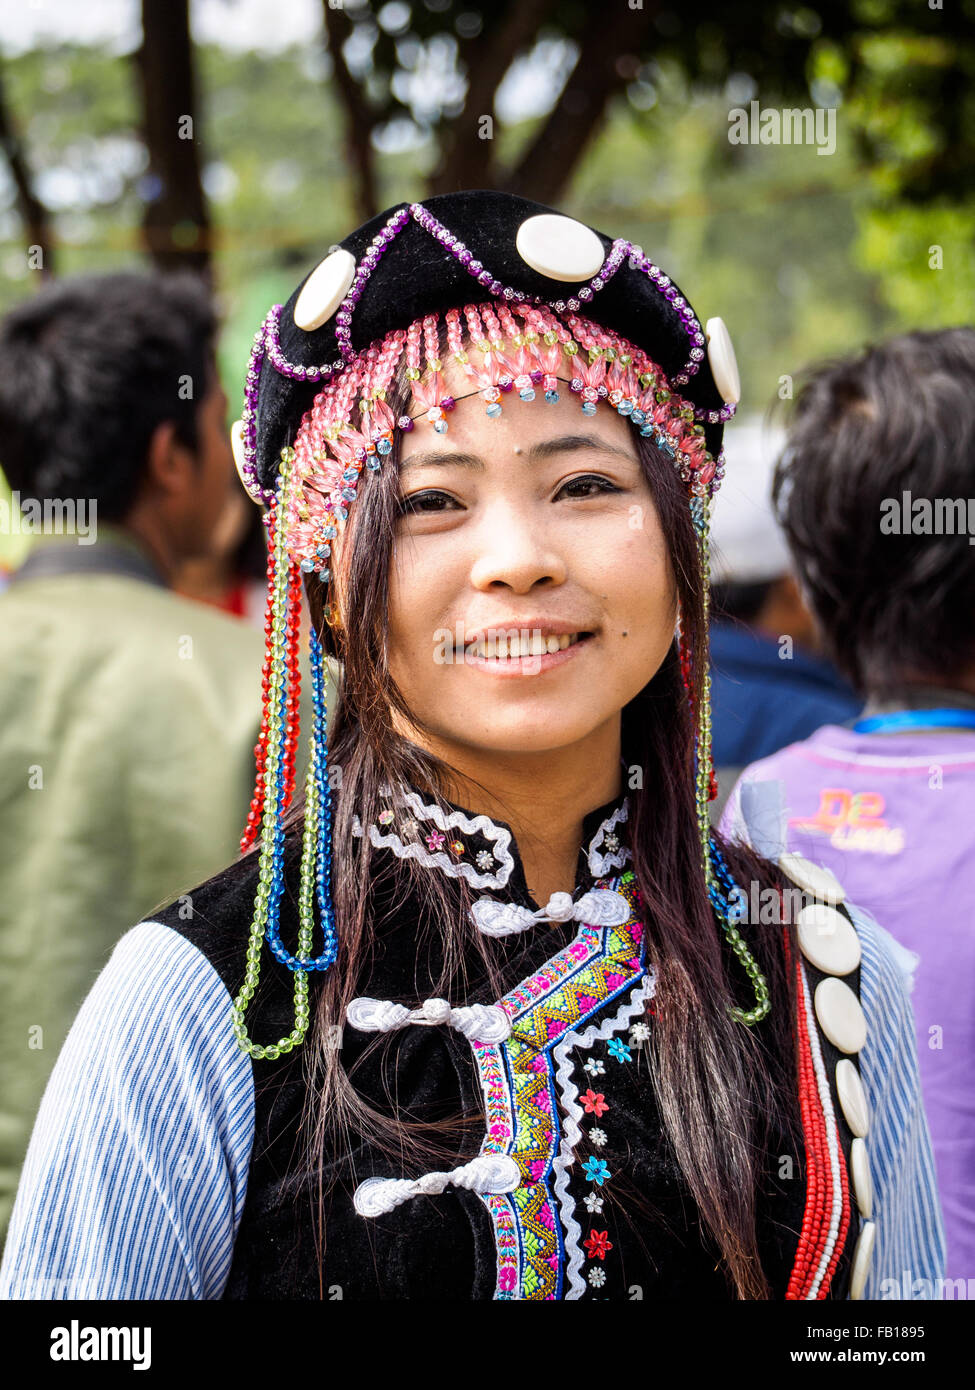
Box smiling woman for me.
[0,192,944,1304]
[384,360,678,863]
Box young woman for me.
[0,192,943,1301]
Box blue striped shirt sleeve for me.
[852,904,947,1298]
[720,776,946,1298]
[0,920,254,1300]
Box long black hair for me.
[281,345,800,1299]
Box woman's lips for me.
[462,632,596,677]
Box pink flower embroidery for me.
[580,1089,609,1118]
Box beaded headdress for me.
[229,192,766,1061]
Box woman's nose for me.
[467,505,569,592]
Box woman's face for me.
[353,367,677,762]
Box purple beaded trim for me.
[265,303,344,383]
[408,200,629,308]
[623,250,707,387]
[694,401,737,424]
[238,305,348,504]
[334,205,412,363]
[238,311,276,505]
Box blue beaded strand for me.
[261,672,291,965]
[708,834,744,923]
[262,629,338,973]
[310,628,339,969]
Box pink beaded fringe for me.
[261,300,724,581]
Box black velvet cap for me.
[254,189,726,492]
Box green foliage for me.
[0,9,971,431]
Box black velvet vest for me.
[152,785,861,1301]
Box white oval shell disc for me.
[515,214,606,283]
[705,317,741,405]
[230,418,263,503]
[849,1220,876,1300]
[836,1059,870,1138]
[850,1137,873,1219]
[797,903,861,976]
[293,247,357,332]
[230,419,247,480]
[814,977,867,1055]
[778,851,846,906]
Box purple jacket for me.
[722,722,975,1283]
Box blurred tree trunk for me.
[507,5,655,205]
[322,1,378,224]
[133,0,211,276]
[0,63,54,278]
[429,0,560,196]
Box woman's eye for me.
[396,490,459,516]
[558,475,620,499]
[397,476,620,515]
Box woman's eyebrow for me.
[400,434,637,473]
[531,434,637,464]
[400,450,484,473]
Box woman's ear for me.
[326,527,350,632]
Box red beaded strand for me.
[791,948,852,1302]
[240,501,279,854]
[280,557,304,812]
[676,624,716,799]
[819,1121,853,1298]
[785,933,833,1300]
[788,976,826,1297]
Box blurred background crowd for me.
[0,0,972,1285]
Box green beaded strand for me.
[231,448,313,1059]
[695,498,770,1027]
[695,499,715,876]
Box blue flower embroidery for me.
[607,1037,632,1063]
[582,1157,611,1186]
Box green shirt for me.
[0,528,314,1244]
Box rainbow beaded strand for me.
[231,450,338,1061]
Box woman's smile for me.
[461,629,597,677]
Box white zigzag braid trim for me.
[351,788,516,890]
[551,969,657,1300]
[586,799,633,878]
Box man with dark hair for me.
[0,272,266,1245]
[708,418,860,821]
[722,328,975,1282]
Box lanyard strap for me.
[852,708,975,734]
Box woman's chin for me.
[430,711,605,759]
